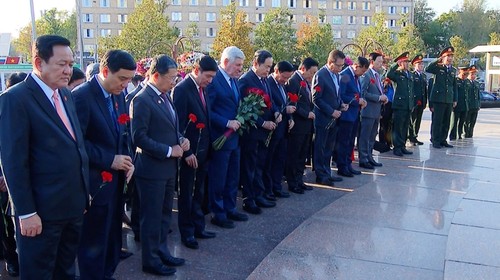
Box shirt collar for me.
[30,73,56,102]
[147,82,164,96]
[296,71,305,81]
[188,74,201,91]
[94,74,112,99]
[219,65,231,84]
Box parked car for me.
[480,91,500,108]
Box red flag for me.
[5,57,20,64]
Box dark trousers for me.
[358,117,379,163]
[127,177,141,238]
[409,105,424,140]
[208,148,240,220]
[78,195,122,280]
[178,158,208,239]
[240,138,268,204]
[392,109,411,150]
[0,192,18,267]
[285,133,311,189]
[263,135,287,194]
[16,215,83,280]
[431,102,453,145]
[313,123,338,180]
[450,110,468,140]
[464,109,479,137]
[336,119,358,169]
[136,176,175,267]
[379,102,393,146]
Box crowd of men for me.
[0,34,482,279]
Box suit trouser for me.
[263,135,287,194]
[431,102,453,145]
[379,102,393,146]
[392,109,411,150]
[136,176,175,267]
[450,110,467,139]
[358,116,379,164]
[285,133,311,189]
[16,215,83,280]
[208,148,240,220]
[128,177,141,238]
[409,105,424,140]
[78,193,122,280]
[336,119,358,169]
[0,192,18,267]
[178,158,208,239]
[464,109,478,137]
[313,123,338,180]
[240,138,268,204]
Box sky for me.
[1,0,499,37]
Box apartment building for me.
[79,0,414,57]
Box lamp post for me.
[29,0,37,45]
[93,0,99,63]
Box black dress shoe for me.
[315,178,333,186]
[288,187,305,194]
[273,190,290,198]
[401,148,413,155]
[194,230,217,239]
[211,217,235,228]
[329,176,343,182]
[182,237,199,249]
[263,193,277,201]
[255,197,276,208]
[243,203,263,214]
[120,249,133,260]
[432,143,442,149]
[142,265,176,276]
[300,183,313,190]
[442,142,454,148]
[415,140,424,145]
[227,211,249,221]
[348,166,362,175]
[393,149,404,156]
[338,169,354,177]
[359,162,374,169]
[369,160,383,167]
[6,262,19,277]
[161,255,185,267]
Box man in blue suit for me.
[73,50,136,280]
[0,35,89,279]
[312,50,346,186]
[206,46,248,229]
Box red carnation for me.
[101,171,113,183]
[370,78,375,84]
[417,100,422,106]
[314,86,321,92]
[288,92,299,103]
[196,123,205,130]
[354,93,360,101]
[263,94,272,109]
[117,113,130,125]
[300,80,307,88]
[188,113,197,123]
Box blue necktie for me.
[106,95,118,133]
[230,78,239,102]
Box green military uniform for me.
[425,47,458,148]
[409,55,427,144]
[464,65,481,137]
[387,52,414,156]
[449,69,469,140]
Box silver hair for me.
[220,46,245,65]
[85,63,100,80]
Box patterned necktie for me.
[105,95,118,133]
[160,93,176,121]
[199,87,206,110]
[230,78,239,102]
[261,78,269,93]
[52,90,75,140]
[375,72,383,93]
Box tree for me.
[421,12,456,57]
[210,2,254,63]
[450,35,469,66]
[394,14,425,56]
[296,16,337,65]
[489,32,500,45]
[414,0,435,37]
[452,0,490,50]
[183,23,202,52]
[253,8,297,63]
[353,13,394,58]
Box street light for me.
[93,0,99,63]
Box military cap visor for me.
[440,47,455,57]
[411,54,423,64]
[394,52,410,63]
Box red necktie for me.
[52,90,75,140]
[199,87,206,109]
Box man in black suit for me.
[130,55,190,276]
[239,50,280,215]
[0,35,89,279]
[264,61,295,200]
[285,57,319,194]
[173,55,218,250]
[73,50,136,280]
[312,50,346,186]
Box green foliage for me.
[394,14,425,56]
[183,23,202,52]
[450,35,469,66]
[489,32,500,45]
[353,13,394,58]
[253,8,297,63]
[296,16,338,65]
[414,0,435,36]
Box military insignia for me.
[158,100,162,104]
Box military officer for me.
[386,52,414,157]
[449,67,469,140]
[464,65,480,138]
[408,54,427,145]
[425,47,457,149]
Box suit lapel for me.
[90,78,118,138]
[216,73,238,105]
[187,77,207,114]
[146,86,176,129]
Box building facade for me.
[79,0,414,58]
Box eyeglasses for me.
[334,62,344,68]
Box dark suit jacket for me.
[125,82,144,109]
[72,77,129,205]
[238,69,277,141]
[312,66,342,127]
[285,71,313,134]
[172,75,211,162]
[0,75,89,220]
[206,69,240,150]
[131,84,181,180]
[339,67,362,122]
[412,71,428,108]
[425,60,457,104]
[267,75,290,138]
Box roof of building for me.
[469,45,500,53]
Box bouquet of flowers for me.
[177,51,205,74]
[212,88,271,150]
[136,57,153,77]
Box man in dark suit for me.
[409,55,427,145]
[73,50,136,280]
[312,50,346,185]
[464,65,480,138]
[239,50,280,215]
[285,57,319,194]
[0,35,89,279]
[425,47,457,149]
[173,55,218,250]
[359,53,387,169]
[206,46,248,229]
[336,57,369,177]
[264,61,295,200]
[130,55,190,276]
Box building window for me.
[389,6,396,14]
[318,0,326,9]
[206,27,216,37]
[189,12,199,21]
[303,15,311,23]
[388,19,396,27]
[206,12,216,21]
[362,1,370,10]
[288,0,296,8]
[239,0,248,7]
[172,12,182,21]
[347,1,356,10]
[272,0,280,7]
[303,0,311,8]
[333,30,341,39]
[84,29,94,38]
[100,0,110,7]
[100,14,111,23]
[363,16,370,25]
[332,15,342,25]
[334,1,341,10]
[83,14,93,23]
[117,14,127,23]
[402,6,409,13]
[101,29,111,37]
[117,0,127,8]
[401,21,408,27]
[256,0,264,7]
[222,0,230,6]
[135,0,142,4]
[189,0,199,5]
[347,30,355,39]
[172,0,181,5]
[83,45,94,53]
[206,0,215,5]
[319,14,326,23]
[82,0,92,7]
[348,16,356,24]
[289,14,296,22]
[256,13,264,22]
